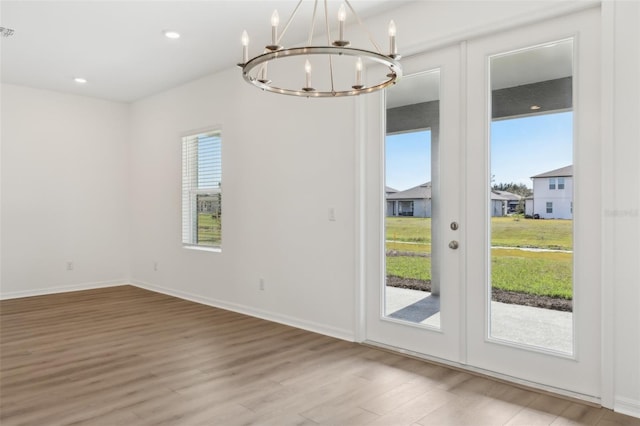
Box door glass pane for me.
[489,40,574,353]
[384,70,441,328]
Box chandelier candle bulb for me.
[260,61,268,82]
[271,10,279,46]
[305,59,312,88]
[241,30,249,64]
[338,4,346,41]
[388,20,397,56]
[355,57,363,87]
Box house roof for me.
[387,184,521,201]
[387,182,431,200]
[531,165,573,178]
[491,190,522,201]
[385,186,398,193]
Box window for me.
[549,178,556,190]
[546,202,553,214]
[182,130,222,248]
[398,200,415,216]
[558,177,565,190]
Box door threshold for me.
[362,340,601,408]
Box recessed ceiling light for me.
[530,105,541,110]
[74,77,87,84]
[163,30,181,39]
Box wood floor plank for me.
[1,285,636,426]
[597,410,640,426]
[366,388,457,426]
[505,393,573,425]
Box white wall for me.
[0,84,130,297]
[0,0,636,417]
[128,68,357,339]
[605,0,640,416]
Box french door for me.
[364,44,463,362]
[363,7,601,399]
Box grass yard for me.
[386,217,432,244]
[385,216,573,299]
[386,256,432,282]
[491,216,572,250]
[386,216,572,250]
[491,249,572,299]
[197,214,221,246]
[386,241,431,254]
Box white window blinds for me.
[181,130,222,248]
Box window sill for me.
[183,245,221,253]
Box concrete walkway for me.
[385,286,573,353]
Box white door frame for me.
[355,3,609,406]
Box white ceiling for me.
[386,69,439,108]
[490,39,573,90]
[0,0,407,103]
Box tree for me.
[492,182,532,198]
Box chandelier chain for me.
[344,0,383,54]
[279,0,304,46]
[307,0,318,46]
[323,0,336,93]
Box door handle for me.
[449,240,459,250]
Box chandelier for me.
[237,0,402,97]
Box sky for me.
[385,130,431,191]
[385,111,573,191]
[197,134,222,188]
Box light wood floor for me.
[1,286,638,426]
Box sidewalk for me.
[385,286,573,353]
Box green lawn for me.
[385,217,573,299]
[387,256,432,282]
[386,217,432,244]
[197,214,221,246]
[491,217,572,250]
[386,216,572,250]
[490,249,572,299]
[386,241,431,254]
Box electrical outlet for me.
[66,261,74,271]
[259,278,265,291]
[328,207,336,222]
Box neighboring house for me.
[197,193,221,217]
[491,190,523,216]
[385,186,399,216]
[385,186,398,196]
[524,196,534,217]
[530,165,573,219]
[386,184,521,217]
[386,182,432,217]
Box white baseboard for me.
[130,280,355,342]
[0,279,127,300]
[615,396,640,419]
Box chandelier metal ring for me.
[242,46,402,98]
